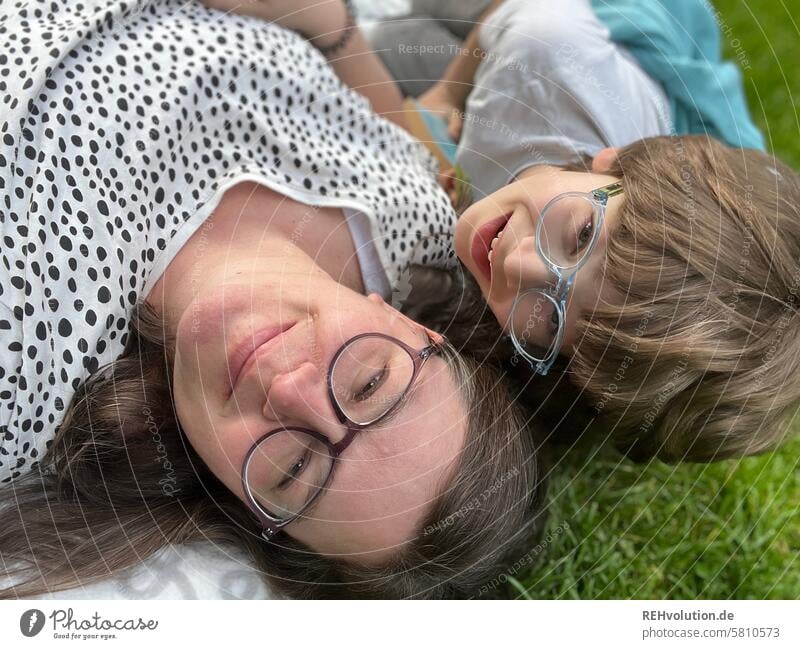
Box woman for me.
[0,0,547,598]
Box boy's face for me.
[454,164,627,356]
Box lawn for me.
[508,0,800,599]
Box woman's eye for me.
[277,449,310,490]
[575,220,594,254]
[354,366,387,402]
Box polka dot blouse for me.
[0,0,457,484]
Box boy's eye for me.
[550,308,560,334]
[575,220,594,254]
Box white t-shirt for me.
[0,0,457,484]
[456,0,673,200]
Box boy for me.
[377,0,798,463]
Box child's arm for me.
[202,0,408,131]
[417,0,506,141]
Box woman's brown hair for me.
[568,134,800,462]
[0,293,548,599]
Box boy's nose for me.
[502,236,552,293]
[263,361,348,443]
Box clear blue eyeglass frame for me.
[508,181,624,376]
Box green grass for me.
[506,1,800,599]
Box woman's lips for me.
[470,212,512,282]
[227,322,297,397]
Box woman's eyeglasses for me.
[239,332,441,541]
[507,181,624,375]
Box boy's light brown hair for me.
[570,134,800,462]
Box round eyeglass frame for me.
[508,181,624,376]
[239,331,441,542]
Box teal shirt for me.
[591,0,766,150]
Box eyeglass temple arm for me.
[596,181,624,200]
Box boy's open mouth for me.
[471,212,512,282]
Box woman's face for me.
[169,261,467,565]
[454,163,626,355]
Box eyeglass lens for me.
[330,335,416,426]
[509,193,600,362]
[537,193,599,269]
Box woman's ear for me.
[591,147,620,174]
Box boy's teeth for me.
[488,221,508,266]
[490,225,506,249]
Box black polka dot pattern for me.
[0,0,457,484]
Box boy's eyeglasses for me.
[507,182,624,376]
[239,332,440,541]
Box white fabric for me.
[1,542,278,600]
[351,0,411,39]
[344,208,393,299]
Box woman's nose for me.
[263,361,347,442]
[502,236,552,292]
